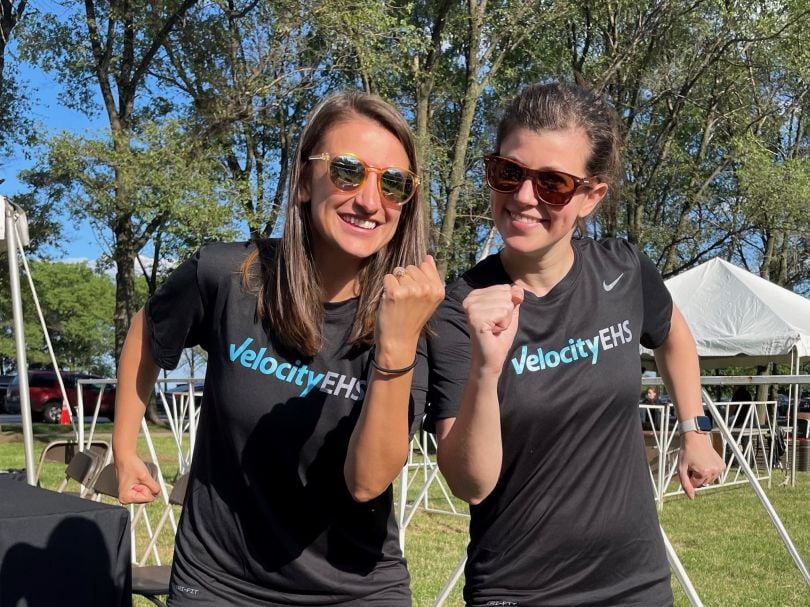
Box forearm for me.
[344,345,417,502]
[653,305,704,422]
[113,309,160,462]
[437,364,503,505]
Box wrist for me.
[372,341,418,370]
[369,346,417,375]
[678,415,712,434]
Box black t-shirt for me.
[146,241,426,606]
[427,237,674,607]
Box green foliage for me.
[23,119,236,260]
[0,260,116,374]
[4,0,809,297]
[736,135,810,231]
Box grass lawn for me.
[2,425,809,606]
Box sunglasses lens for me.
[487,157,524,192]
[535,171,576,206]
[329,155,366,190]
[485,156,579,205]
[380,169,416,204]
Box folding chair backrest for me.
[57,450,103,496]
[67,451,101,484]
[35,440,77,485]
[168,473,189,506]
[45,441,76,464]
[93,463,120,499]
[87,440,112,464]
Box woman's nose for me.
[514,178,538,205]
[352,172,383,212]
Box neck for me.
[313,249,363,303]
[501,241,575,297]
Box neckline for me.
[324,297,358,319]
[495,240,584,304]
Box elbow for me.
[465,493,486,506]
[438,455,494,505]
[346,481,387,503]
[344,466,391,503]
[450,482,492,506]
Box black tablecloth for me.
[0,476,132,607]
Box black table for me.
[0,476,132,607]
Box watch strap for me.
[679,416,710,434]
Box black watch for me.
[678,416,712,434]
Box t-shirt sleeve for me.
[145,248,208,370]
[424,293,471,433]
[637,247,673,350]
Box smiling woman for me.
[426,81,725,607]
[111,91,445,607]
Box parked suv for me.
[4,370,116,423]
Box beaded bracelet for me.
[369,348,418,375]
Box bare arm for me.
[112,308,161,504]
[654,304,725,498]
[344,256,445,502]
[435,285,523,505]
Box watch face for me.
[696,416,713,432]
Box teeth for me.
[510,212,539,224]
[343,216,377,229]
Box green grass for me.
[3,427,809,606]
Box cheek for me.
[385,208,404,231]
[298,167,314,203]
[490,192,505,214]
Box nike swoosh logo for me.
[602,273,624,291]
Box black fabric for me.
[426,237,674,607]
[0,477,132,607]
[146,241,424,606]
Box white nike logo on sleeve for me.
[602,273,624,291]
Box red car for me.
[4,370,116,423]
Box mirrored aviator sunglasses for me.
[483,154,597,206]
[308,153,420,206]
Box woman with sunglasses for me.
[427,81,724,606]
[113,91,444,606]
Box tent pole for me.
[433,554,466,607]
[703,388,810,585]
[661,525,703,606]
[3,198,35,485]
[791,350,799,488]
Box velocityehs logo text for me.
[229,337,367,400]
[510,320,632,375]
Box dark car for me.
[0,375,15,413]
[4,370,116,423]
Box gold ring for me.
[393,267,407,278]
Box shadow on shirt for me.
[236,390,391,577]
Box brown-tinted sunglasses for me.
[484,155,599,206]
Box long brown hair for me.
[242,91,426,357]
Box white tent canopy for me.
[661,257,810,367]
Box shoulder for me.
[445,253,511,304]
[194,240,264,284]
[576,236,640,261]
[197,240,257,268]
[573,237,648,276]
